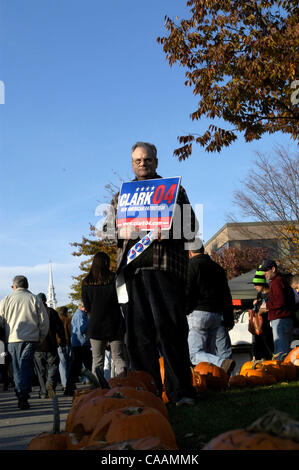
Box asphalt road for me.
[0,384,73,450]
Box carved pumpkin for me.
[193,362,228,390]
[191,369,207,392]
[105,386,168,419]
[67,395,144,435]
[203,409,299,450]
[65,388,108,432]
[88,406,178,450]
[116,369,157,395]
[284,346,299,367]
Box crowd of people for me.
[0,141,298,411]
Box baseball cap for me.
[260,259,277,271]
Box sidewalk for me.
[0,385,73,450]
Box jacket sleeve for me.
[37,300,50,343]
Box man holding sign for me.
[103,141,198,406]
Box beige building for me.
[204,221,298,259]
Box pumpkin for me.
[27,396,68,450]
[105,386,168,419]
[193,362,228,390]
[115,370,157,394]
[228,374,249,389]
[81,436,171,450]
[284,346,299,367]
[203,409,299,450]
[87,406,178,450]
[279,362,297,381]
[191,369,207,392]
[65,388,108,432]
[243,368,277,386]
[257,360,284,382]
[67,394,144,435]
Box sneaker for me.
[221,359,236,378]
[176,397,196,407]
[46,383,56,399]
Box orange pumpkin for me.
[193,362,228,390]
[87,406,178,450]
[191,369,207,392]
[243,368,277,386]
[66,395,144,435]
[27,396,68,450]
[284,346,299,367]
[228,374,249,389]
[105,386,168,419]
[112,370,157,395]
[65,388,108,432]
[257,360,284,382]
[279,362,297,381]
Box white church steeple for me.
[47,261,57,309]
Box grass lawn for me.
[167,380,299,450]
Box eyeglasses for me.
[132,157,156,166]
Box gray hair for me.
[131,141,157,160]
[13,275,29,289]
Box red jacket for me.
[266,273,295,321]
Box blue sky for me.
[0,0,295,305]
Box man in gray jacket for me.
[0,275,49,409]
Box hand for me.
[118,225,140,240]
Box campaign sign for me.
[116,177,181,231]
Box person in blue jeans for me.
[260,259,295,359]
[0,275,49,409]
[63,300,92,396]
[186,242,235,377]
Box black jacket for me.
[186,253,234,328]
[82,281,125,340]
[36,306,66,352]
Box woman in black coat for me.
[81,251,126,377]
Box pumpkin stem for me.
[123,406,144,416]
[52,396,60,434]
[94,366,111,389]
[252,359,264,369]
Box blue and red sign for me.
[117,177,181,231]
